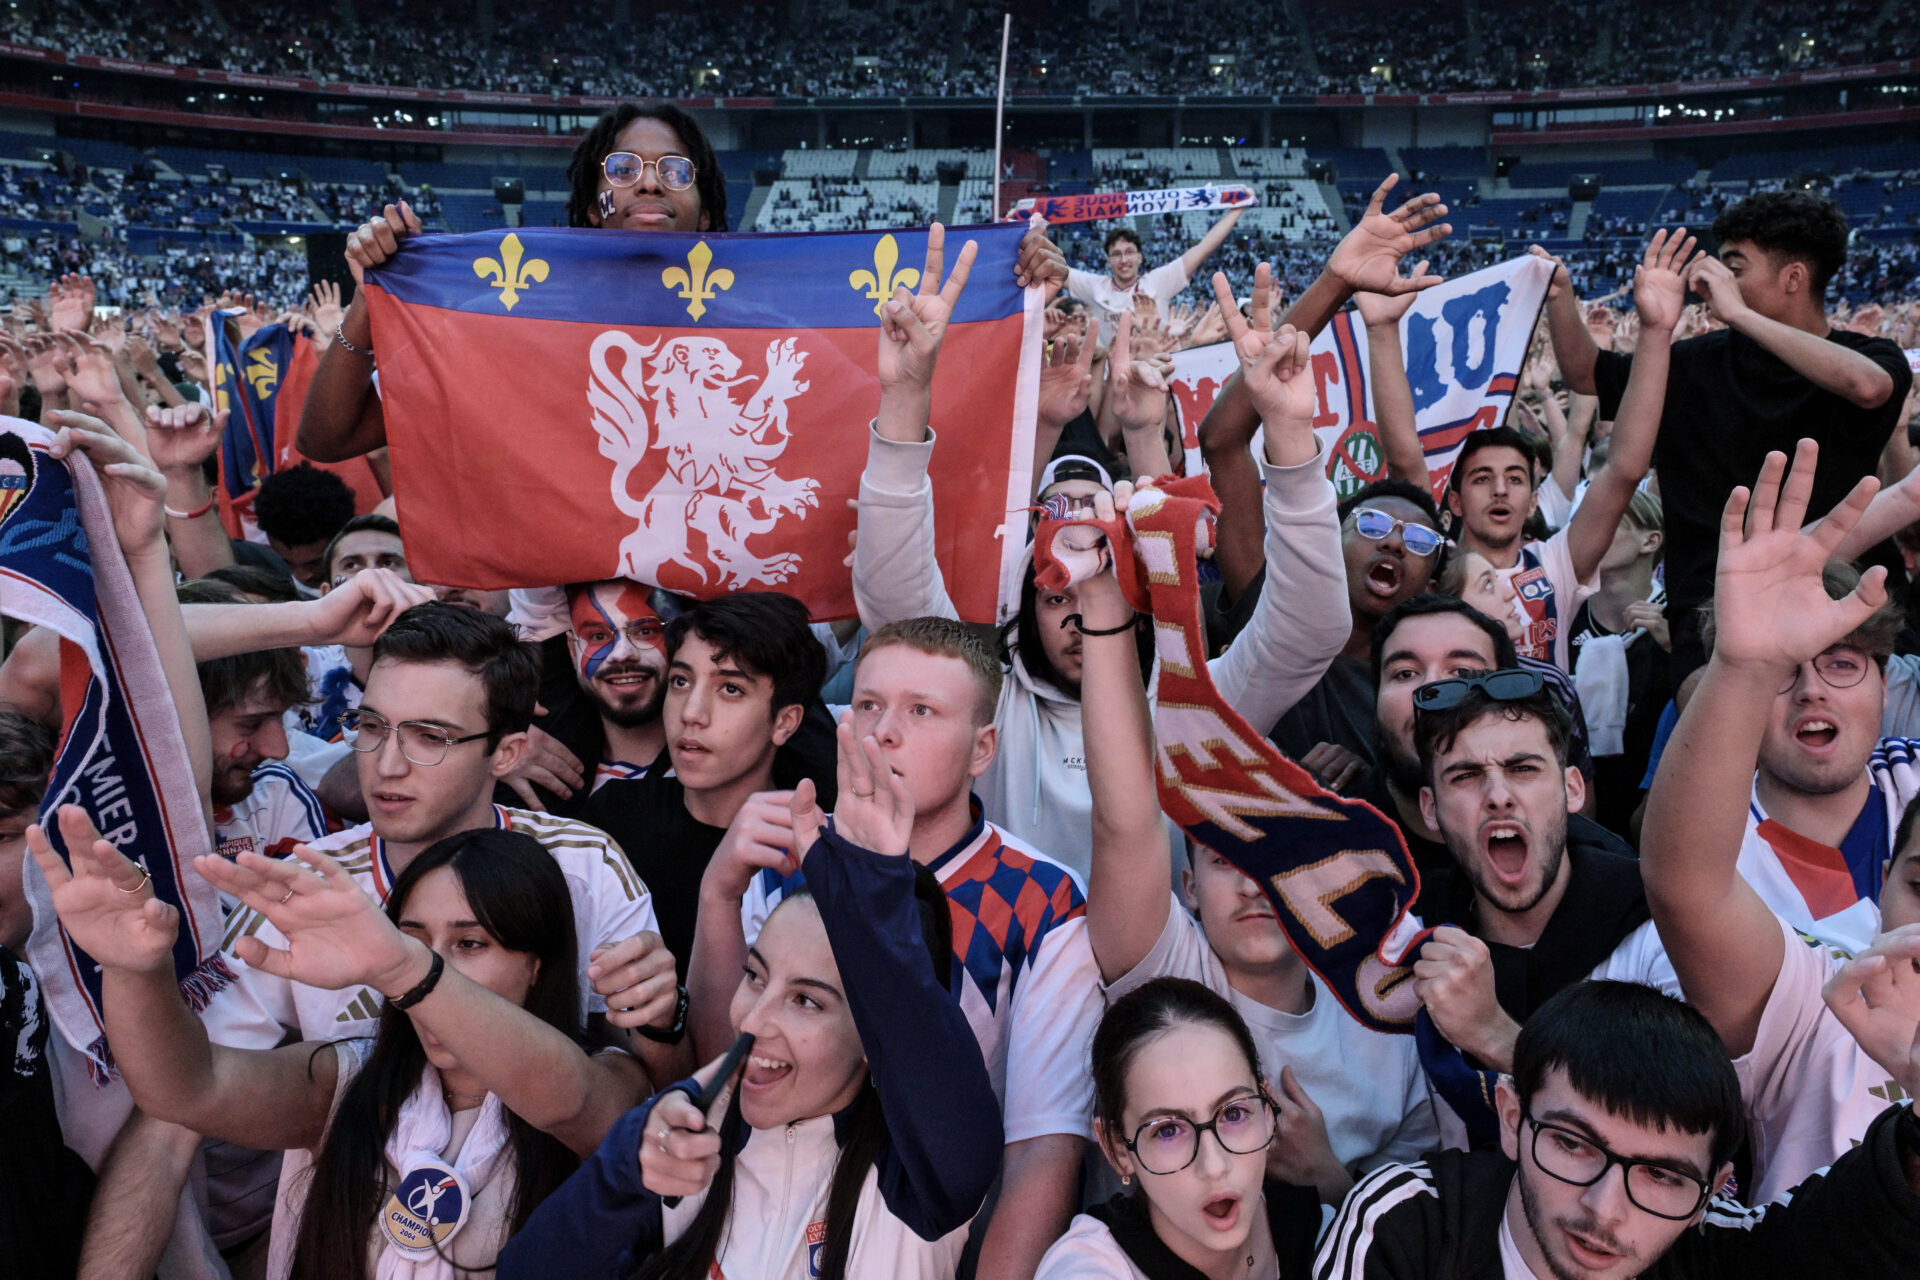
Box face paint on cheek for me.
[568,592,620,682]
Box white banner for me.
[1169,254,1554,500]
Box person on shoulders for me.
[1066,211,1243,331]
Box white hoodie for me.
[854,426,1349,881]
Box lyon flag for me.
[1171,255,1553,498]
[363,224,1040,621]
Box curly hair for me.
[1711,190,1850,293]
[564,103,727,232]
[251,463,355,549]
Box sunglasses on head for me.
[601,152,697,191]
[1413,668,1545,713]
[1352,507,1444,557]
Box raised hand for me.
[1106,312,1174,437]
[306,567,437,644]
[1212,264,1314,449]
[195,845,417,994]
[1632,229,1699,334]
[1414,925,1521,1069]
[1038,314,1098,433]
[52,333,128,418]
[1684,254,1749,327]
[27,805,179,973]
[48,274,94,332]
[1821,923,1920,1098]
[1015,216,1068,301]
[23,334,66,399]
[45,410,167,554]
[793,715,913,859]
[702,791,800,905]
[1528,245,1573,301]
[345,201,423,285]
[144,401,224,477]
[1354,261,1431,328]
[637,1048,744,1197]
[1711,440,1885,675]
[1326,175,1451,297]
[876,222,977,394]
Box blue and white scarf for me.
[0,420,225,1080]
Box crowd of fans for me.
[6,0,1918,99]
[2,99,1920,1280]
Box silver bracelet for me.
[333,320,373,358]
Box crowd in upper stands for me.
[7,0,1919,99]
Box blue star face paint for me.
[567,581,669,725]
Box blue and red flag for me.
[362,224,1041,621]
[207,315,293,540]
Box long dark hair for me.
[565,103,728,231]
[637,864,953,1280]
[289,830,585,1280]
[1091,977,1264,1172]
[997,555,1155,694]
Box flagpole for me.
[992,12,1011,220]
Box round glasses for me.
[1779,646,1871,696]
[1523,1111,1712,1221]
[341,709,490,767]
[601,152,696,191]
[1122,1094,1277,1176]
[1351,507,1444,557]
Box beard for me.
[1449,806,1569,919]
[211,762,257,807]
[580,668,665,729]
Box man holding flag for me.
[1066,208,1244,330]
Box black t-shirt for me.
[580,724,838,979]
[1,949,94,1279]
[1593,328,1912,623]
[1567,595,1671,841]
[1270,654,1378,769]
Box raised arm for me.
[1076,525,1172,982]
[181,567,433,660]
[143,401,235,579]
[295,203,421,461]
[794,724,1003,1236]
[1103,313,1177,479]
[27,807,335,1151]
[1205,268,1349,726]
[1530,245,1602,395]
[1689,255,1898,410]
[685,790,798,1062]
[1354,275,1431,490]
[854,225,975,629]
[48,412,212,809]
[1562,230,1694,581]
[1178,205,1245,279]
[1642,441,1885,1055]
[197,842,646,1158]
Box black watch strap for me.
[633,983,689,1045]
[387,949,445,1012]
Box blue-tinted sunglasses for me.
[1352,507,1443,557]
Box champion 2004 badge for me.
[381,1158,471,1256]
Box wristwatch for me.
[633,983,689,1045]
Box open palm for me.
[27,806,179,973]
[1712,441,1885,671]
[196,846,413,993]
[1327,175,1452,296]
[1631,228,1698,333]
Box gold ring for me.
[277,887,296,905]
[854,790,875,799]
[114,866,151,895]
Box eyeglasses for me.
[1523,1110,1712,1221]
[1122,1094,1277,1176]
[601,152,696,191]
[1413,668,1545,713]
[341,709,490,767]
[1778,646,1872,696]
[1352,507,1444,558]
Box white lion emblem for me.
[588,331,820,589]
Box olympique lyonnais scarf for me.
[1009,183,1259,226]
[0,420,225,1080]
[1032,476,1425,1033]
